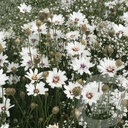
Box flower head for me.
[46,68,67,88]
[26,82,48,96]
[25,68,42,83]
[18,3,32,13]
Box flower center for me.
[72,47,79,52]
[31,75,38,80]
[74,18,79,23]
[106,66,115,73]
[86,93,93,99]
[70,35,75,39]
[1,106,6,111]
[53,76,60,84]
[80,64,86,69]
[34,89,39,94]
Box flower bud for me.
[116,59,123,67]
[55,52,62,60]
[30,102,38,110]
[52,106,59,114]
[102,84,109,92]
[108,29,115,37]
[25,28,31,35]
[107,47,114,55]
[76,79,83,85]
[11,66,17,73]
[80,39,87,46]
[38,118,43,123]
[36,19,42,27]
[20,91,25,99]
[72,86,81,96]
[14,38,21,44]
[80,24,87,32]
[46,32,51,39]
[93,42,100,49]
[5,88,16,96]
[121,100,128,107]
[42,71,49,79]
[50,58,54,63]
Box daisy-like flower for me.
[64,82,82,99]
[70,57,94,75]
[46,68,67,88]
[0,52,8,67]
[38,55,50,68]
[65,41,85,56]
[0,69,8,86]
[69,10,85,26]
[52,14,64,25]
[8,74,20,85]
[29,34,39,46]
[47,123,59,128]
[50,29,64,39]
[18,3,32,13]
[81,81,103,106]
[21,57,33,71]
[66,31,80,40]
[26,82,48,96]
[0,97,14,117]
[97,58,124,77]
[7,62,19,73]
[25,68,42,83]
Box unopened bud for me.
[116,59,123,67]
[25,28,31,35]
[102,84,109,92]
[30,102,38,110]
[76,79,83,85]
[80,24,87,32]
[36,19,42,27]
[55,52,62,60]
[52,106,59,114]
[38,118,43,123]
[14,38,21,44]
[11,67,17,73]
[20,91,25,99]
[42,71,49,79]
[72,86,81,96]
[5,88,16,96]
[50,58,54,63]
[80,39,87,46]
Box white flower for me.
[97,58,124,77]
[26,82,48,96]
[66,31,80,40]
[0,97,14,116]
[47,123,59,128]
[25,68,42,83]
[7,62,19,73]
[70,57,94,75]
[65,41,85,56]
[8,74,20,85]
[18,3,32,13]
[0,69,8,86]
[81,81,103,106]
[46,68,67,88]
[52,14,64,25]
[38,55,50,68]
[69,10,85,26]
[64,82,82,99]
[29,34,39,46]
[0,52,8,67]
[50,29,63,39]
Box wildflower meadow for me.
[0,0,128,128]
